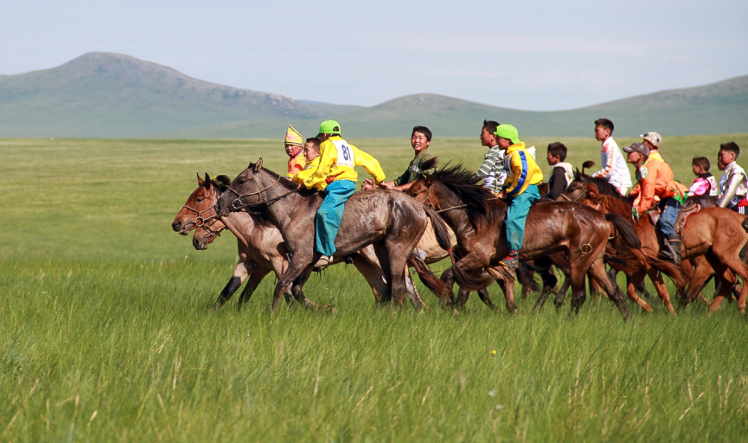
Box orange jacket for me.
[629,157,688,213]
[286,150,307,177]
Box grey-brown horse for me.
[215,159,454,311]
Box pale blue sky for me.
[1,0,746,110]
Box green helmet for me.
[494,124,520,144]
[317,120,341,137]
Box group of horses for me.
[171,157,748,320]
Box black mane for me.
[430,162,505,227]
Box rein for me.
[226,179,297,211]
[181,204,218,228]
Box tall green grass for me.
[2,135,748,441]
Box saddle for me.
[675,204,701,234]
[644,203,701,234]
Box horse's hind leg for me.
[553,273,572,311]
[487,266,515,312]
[646,268,675,314]
[533,265,559,313]
[625,271,654,313]
[587,257,630,321]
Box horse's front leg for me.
[237,268,271,308]
[210,259,252,311]
[272,256,310,311]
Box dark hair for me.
[547,142,568,162]
[412,126,432,141]
[594,118,615,134]
[692,156,710,171]
[720,142,740,159]
[305,137,320,148]
[482,120,500,134]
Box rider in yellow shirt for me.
[301,120,386,268]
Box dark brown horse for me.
[405,163,639,320]
[215,159,455,311]
[564,181,748,314]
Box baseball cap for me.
[317,120,341,137]
[640,132,662,148]
[623,142,650,156]
[494,124,520,144]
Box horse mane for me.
[584,183,633,222]
[430,162,504,227]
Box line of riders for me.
[284,118,743,269]
[172,117,746,317]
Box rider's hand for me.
[362,178,375,191]
[378,181,392,190]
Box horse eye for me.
[196,198,203,203]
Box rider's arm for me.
[303,142,336,190]
[591,144,614,179]
[636,169,657,213]
[716,173,743,208]
[353,147,386,184]
[547,168,567,200]
[504,153,527,197]
[475,150,502,180]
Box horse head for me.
[172,172,229,235]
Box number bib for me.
[332,140,355,168]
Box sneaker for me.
[500,251,519,269]
[313,255,333,269]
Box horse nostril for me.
[193,238,200,248]
[172,221,182,232]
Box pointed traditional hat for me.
[284,125,304,147]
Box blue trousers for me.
[657,197,680,237]
[506,185,540,252]
[315,180,356,256]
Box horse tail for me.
[450,263,495,291]
[605,213,641,249]
[516,261,541,293]
[582,160,596,174]
[423,205,453,252]
[407,254,454,302]
[604,253,639,274]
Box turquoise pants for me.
[506,184,540,252]
[315,180,356,256]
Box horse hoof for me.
[506,305,518,313]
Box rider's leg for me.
[657,197,681,264]
[502,185,540,268]
[314,179,356,266]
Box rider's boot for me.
[666,235,682,266]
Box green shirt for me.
[394,151,435,186]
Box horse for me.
[563,181,748,314]
[215,159,455,311]
[173,173,441,310]
[405,163,640,320]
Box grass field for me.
[2,134,748,441]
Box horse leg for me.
[272,258,309,311]
[624,271,654,313]
[404,270,429,310]
[210,260,252,311]
[553,273,572,311]
[646,268,675,315]
[681,256,716,308]
[237,268,271,308]
[711,244,748,314]
[587,257,630,321]
[532,263,559,313]
[350,254,387,303]
[487,266,516,312]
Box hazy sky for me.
[1,0,746,110]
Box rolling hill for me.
[1,52,746,138]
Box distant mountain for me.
[0,52,324,137]
[1,52,746,138]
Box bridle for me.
[225,177,297,211]
[420,181,469,213]
[180,184,223,235]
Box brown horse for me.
[405,163,639,320]
[173,173,437,310]
[564,181,748,314]
[215,160,455,311]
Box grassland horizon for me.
[2,134,748,441]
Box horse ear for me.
[254,158,263,172]
[197,172,204,186]
[204,173,212,190]
[574,168,581,180]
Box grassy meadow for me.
[2,134,748,441]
